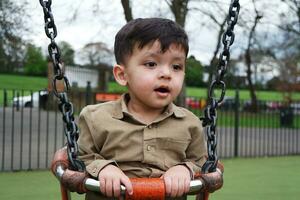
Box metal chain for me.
[39,0,85,171]
[201,0,240,173]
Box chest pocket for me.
[158,138,189,168]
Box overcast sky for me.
[25,1,235,65]
[25,0,284,67]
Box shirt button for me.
[148,125,152,129]
[147,145,152,151]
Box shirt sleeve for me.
[183,118,207,178]
[77,106,117,178]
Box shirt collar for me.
[112,93,128,119]
[112,93,186,119]
[165,102,186,118]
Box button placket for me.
[143,125,156,164]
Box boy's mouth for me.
[154,86,170,93]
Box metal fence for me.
[0,88,299,171]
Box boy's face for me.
[114,40,186,110]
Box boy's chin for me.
[149,100,172,109]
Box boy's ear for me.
[113,64,127,86]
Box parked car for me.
[185,97,206,109]
[243,100,267,111]
[266,101,282,111]
[13,90,48,108]
[290,102,300,113]
[219,97,236,111]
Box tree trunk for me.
[121,0,133,22]
[98,69,109,92]
[244,2,262,112]
[168,0,188,27]
[207,17,227,98]
[166,0,189,107]
[245,49,257,111]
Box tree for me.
[165,0,188,27]
[189,1,229,91]
[58,41,75,66]
[278,0,300,36]
[80,42,113,66]
[259,0,300,99]
[185,55,205,87]
[24,44,47,76]
[236,0,263,112]
[79,42,114,91]
[0,0,29,73]
[121,0,133,21]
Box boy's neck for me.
[127,99,165,125]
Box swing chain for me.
[39,0,85,171]
[201,0,240,173]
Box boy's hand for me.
[98,164,133,198]
[162,165,191,198]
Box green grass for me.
[209,156,300,200]
[1,74,300,103]
[0,74,48,90]
[107,82,300,101]
[189,110,300,128]
[0,74,48,106]
[0,156,299,200]
[187,87,300,101]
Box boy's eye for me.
[144,61,157,68]
[172,64,183,71]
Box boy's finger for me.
[177,179,185,197]
[106,179,113,197]
[184,178,190,193]
[121,176,133,195]
[164,177,172,196]
[171,178,178,197]
[99,178,106,196]
[113,179,121,197]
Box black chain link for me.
[201,0,240,173]
[39,0,85,171]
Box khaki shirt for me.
[78,94,207,199]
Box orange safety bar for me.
[51,148,223,200]
[95,93,122,102]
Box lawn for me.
[0,156,299,200]
[108,81,300,101]
[0,74,48,106]
[0,74,48,90]
[1,74,300,105]
[189,109,300,128]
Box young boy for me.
[78,18,207,200]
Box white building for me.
[65,66,99,88]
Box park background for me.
[0,0,299,200]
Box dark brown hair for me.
[114,18,189,65]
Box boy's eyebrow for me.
[172,56,186,60]
[143,51,161,57]
[143,52,186,60]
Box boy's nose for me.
[159,66,171,79]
